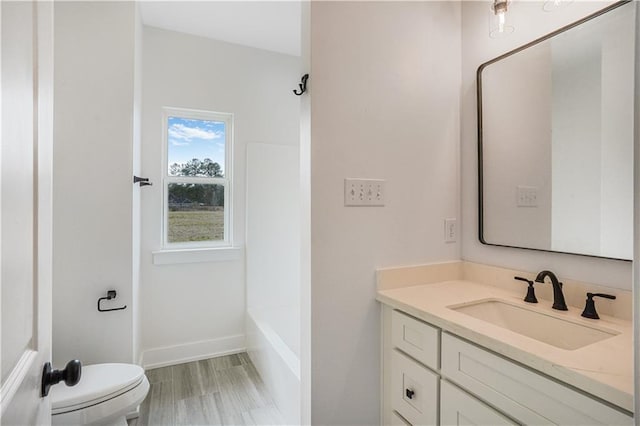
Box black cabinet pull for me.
[405,388,415,399]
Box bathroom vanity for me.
[377,262,633,425]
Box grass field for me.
[168,210,224,242]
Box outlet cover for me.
[444,218,457,243]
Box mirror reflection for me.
[479,1,634,260]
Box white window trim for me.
[161,107,234,250]
[152,246,244,265]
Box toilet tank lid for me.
[50,363,145,410]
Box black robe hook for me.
[293,74,309,96]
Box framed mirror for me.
[478,0,634,261]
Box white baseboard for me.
[141,334,246,369]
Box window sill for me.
[152,246,244,265]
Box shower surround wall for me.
[139,27,300,367]
[246,143,301,425]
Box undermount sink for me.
[448,299,619,350]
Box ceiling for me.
[139,1,301,57]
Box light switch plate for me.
[345,178,385,207]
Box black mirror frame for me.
[476,0,633,262]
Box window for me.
[162,108,232,248]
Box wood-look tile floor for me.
[128,353,284,426]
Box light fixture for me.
[489,0,515,39]
[543,0,574,12]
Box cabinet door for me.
[440,380,516,426]
[391,349,439,425]
[441,333,633,425]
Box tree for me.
[170,158,222,177]
[168,158,224,208]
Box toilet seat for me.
[51,363,149,426]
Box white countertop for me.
[377,280,633,413]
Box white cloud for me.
[171,140,190,146]
[168,123,223,142]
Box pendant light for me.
[489,0,515,39]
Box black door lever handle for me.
[134,176,152,186]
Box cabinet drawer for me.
[391,349,439,426]
[441,333,633,425]
[440,380,516,426]
[392,310,439,369]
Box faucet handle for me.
[581,292,616,320]
[514,276,537,303]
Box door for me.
[0,1,54,424]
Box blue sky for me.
[167,116,225,174]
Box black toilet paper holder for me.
[97,290,127,312]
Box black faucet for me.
[535,270,568,311]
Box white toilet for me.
[51,363,150,426]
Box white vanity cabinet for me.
[382,308,633,426]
